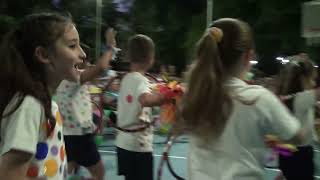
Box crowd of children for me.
[0,12,319,180]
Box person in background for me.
[116,34,172,180]
[276,55,319,180]
[55,39,112,180]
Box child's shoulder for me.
[123,72,148,82]
[234,83,269,97]
[4,94,43,117]
[56,80,89,98]
[15,95,42,109]
[23,95,41,104]
[245,85,277,100]
[233,84,280,107]
[250,86,282,108]
[246,84,269,94]
[21,95,44,112]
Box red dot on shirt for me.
[27,165,39,177]
[126,95,133,103]
[60,146,65,161]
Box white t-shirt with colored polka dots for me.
[116,72,153,152]
[56,80,95,136]
[0,95,67,179]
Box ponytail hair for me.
[177,18,254,140]
[179,29,232,139]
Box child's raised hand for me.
[97,49,113,70]
[105,28,117,47]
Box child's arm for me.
[139,92,168,107]
[0,150,33,180]
[105,28,117,48]
[80,50,112,84]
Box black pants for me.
[116,147,153,180]
[279,145,314,180]
[64,134,101,167]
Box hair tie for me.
[209,27,223,43]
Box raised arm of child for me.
[80,50,113,84]
[138,92,167,107]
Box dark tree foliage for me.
[0,0,319,75]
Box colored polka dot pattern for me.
[56,111,63,126]
[26,165,39,177]
[60,145,65,161]
[51,145,59,156]
[126,94,133,103]
[44,159,58,177]
[56,82,95,132]
[67,116,73,121]
[26,102,67,179]
[35,142,48,160]
[57,131,61,141]
[59,165,63,173]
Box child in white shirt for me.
[277,56,319,180]
[175,18,305,180]
[116,34,170,180]
[0,13,86,179]
[56,41,112,180]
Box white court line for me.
[100,150,320,178]
[98,150,187,159]
[99,149,320,159]
[264,168,281,172]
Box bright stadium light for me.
[280,59,290,64]
[282,59,290,63]
[250,60,258,65]
[276,57,284,61]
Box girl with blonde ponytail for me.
[177,18,306,180]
